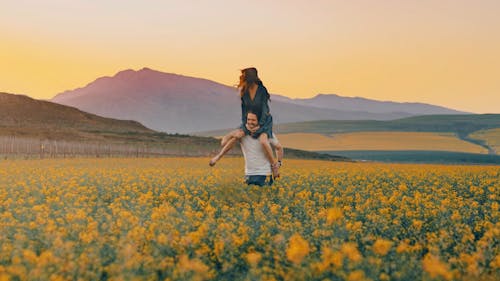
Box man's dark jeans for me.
[245,175,273,186]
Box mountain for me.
[272,94,468,115]
[52,68,469,134]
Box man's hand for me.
[246,124,260,135]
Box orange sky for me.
[1,0,499,113]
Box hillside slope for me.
[1,92,158,141]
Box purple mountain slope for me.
[52,68,468,134]
[272,94,468,115]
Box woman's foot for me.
[209,156,219,167]
[271,162,280,179]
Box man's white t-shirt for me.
[240,134,279,176]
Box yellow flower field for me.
[0,158,499,280]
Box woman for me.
[209,67,282,178]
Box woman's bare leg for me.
[220,134,230,147]
[209,138,237,166]
[221,129,244,147]
[210,129,244,166]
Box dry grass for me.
[469,128,500,154]
[278,132,488,153]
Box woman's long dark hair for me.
[238,67,270,101]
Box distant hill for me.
[0,92,153,139]
[51,68,468,134]
[272,93,469,115]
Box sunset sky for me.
[1,0,499,113]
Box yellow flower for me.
[49,275,66,281]
[372,239,393,256]
[451,211,461,221]
[177,254,211,277]
[341,242,362,262]
[246,252,262,267]
[422,254,453,281]
[490,255,500,269]
[270,204,280,215]
[396,241,409,254]
[157,233,168,245]
[379,273,390,281]
[273,234,285,245]
[213,239,225,259]
[0,273,10,281]
[412,219,423,230]
[326,207,343,224]
[286,234,310,264]
[347,270,367,281]
[22,250,37,264]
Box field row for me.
[278,131,490,153]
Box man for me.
[240,111,283,186]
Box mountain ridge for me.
[51,67,470,134]
[272,93,469,115]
